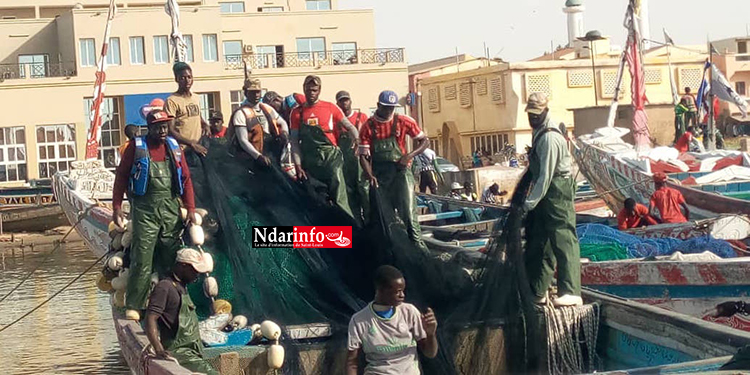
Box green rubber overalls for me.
[524,128,581,299]
[163,281,218,375]
[339,112,370,223]
[368,115,424,247]
[299,107,354,220]
[126,157,184,311]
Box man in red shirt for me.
[617,198,658,230]
[336,90,371,223]
[290,75,359,221]
[112,109,198,321]
[674,126,695,153]
[360,90,429,247]
[649,172,690,224]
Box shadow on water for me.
[0,237,129,374]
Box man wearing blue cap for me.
[359,91,429,247]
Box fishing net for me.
[181,138,584,374]
[577,224,737,259]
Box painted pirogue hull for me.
[573,139,750,219]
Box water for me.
[0,237,129,375]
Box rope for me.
[0,250,107,334]
[544,302,600,375]
[0,204,94,306]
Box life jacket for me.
[228,103,280,155]
[128,136,184,197]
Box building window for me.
[223,40,242,63]
[428,86,440,113]
[198,93,217,123]
[306,0,331,10]
[0,127,28,182]
[296,37,325,60]
[470,133,507,156]
[184,35,194,63]
[476,78,488,95]
[106,37,121,66]
[18,54,49,78]
[230,90,243,112]
[80,38,96,67]
[490,75,505,103]
[203,34,218,62]
[154,36,169,64]
[444,84,457,100]
[36,124,76,179]
[84,97,122,169]
[219,2,245,13]
[459,81,472,108]
[256,45,284,68]
[739,41,748,54]
[258,6,283,12]
[525,73,551,99]
[429,138,440,156]
[332,42,357,65]
[737,82,747,96]
[129,36,145,65]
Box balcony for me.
[224,48,405,70]
[0,62,77,81]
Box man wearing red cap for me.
[112,109,198,321]
[649,172,689,223]
[336,90,371,222]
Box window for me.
[203,34,218,62]
[306,0,331,10]
[184,35,194,63]
[106,37,121,65]
[84,97,122,169]
[154,36,169,64]
[296,37,325,60]
[18,54,49,78]
[258,6,283,12]
[428,86,440,112]
[36,124,76,179]
[220,2,245,13]
[223,40,242,62]
[0,127,28,182]
[739,41,748,54]
[256,45,284,68]
[332,42,356,65]
[230,90,244,112]
[429,138,440,156]
[469,133,507,156]
[129,36,145,64]
[198,93,217,123]
[737,82,747,96]
[80,38,96,67]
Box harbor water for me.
[0,233,129,374]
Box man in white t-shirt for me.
[346,265,438,375]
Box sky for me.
[340,0,750,65]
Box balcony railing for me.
[224,48,405,71]
[0,62,77,81]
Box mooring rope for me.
[544,302,600,374]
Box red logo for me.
[293,226,352,248]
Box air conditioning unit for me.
[243,45,254,54]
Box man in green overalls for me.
[290,75,360,221]
[113,109,198,321]
[145,248,218,375]
[336,90,371,223]
[522,92,582,307]
[360,90,429,247]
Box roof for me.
[528,47,576,62]
[409,54,477,73]
[565,0,583,7]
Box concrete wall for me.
[0,19,60,65]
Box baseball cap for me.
[243,78,262,91]
[653,172,668,184]
[336,91,351,101]
[146,109,173,125]
[525,92,549,115]
[209,111,223,121]
[378,90,399,107]
[176,248,211,273]
[304,75,322,87]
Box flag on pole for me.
[165,0,186,62]
[85,0,117,160]
[711,63,748,118]
[696,61,711,118]
[626,0,651,151]
[663,28,675,45]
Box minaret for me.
[563,0,585,47]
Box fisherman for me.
[617,198,657,230]
[230,78,289,168]
[481,183,507,204]
[649,172,689,223]
[112,109,197,321]
[449,182,463,200]
[674,98,689,142]
[682,87,698,128]
[461,181,478,202]
[346,265,438,375]
[523,92,582,307]
[118,124,141,156]
[209,111,225,138]
[674,126,697,153]
[415,147,439,194]
[336,90,371,222]
[145,248,218,375]
[290,75,358,220]
[263,91,284,113]
[360,90,429,246]
[165,62,210,157]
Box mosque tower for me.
[563,0,585,47]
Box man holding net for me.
[522,92,582,307]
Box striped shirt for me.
[358,114,425,156]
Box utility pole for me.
[708,41,716,151]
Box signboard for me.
[123,93,171,126]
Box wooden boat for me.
[0,185,69,232]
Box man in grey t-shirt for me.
[346,265,438,375]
